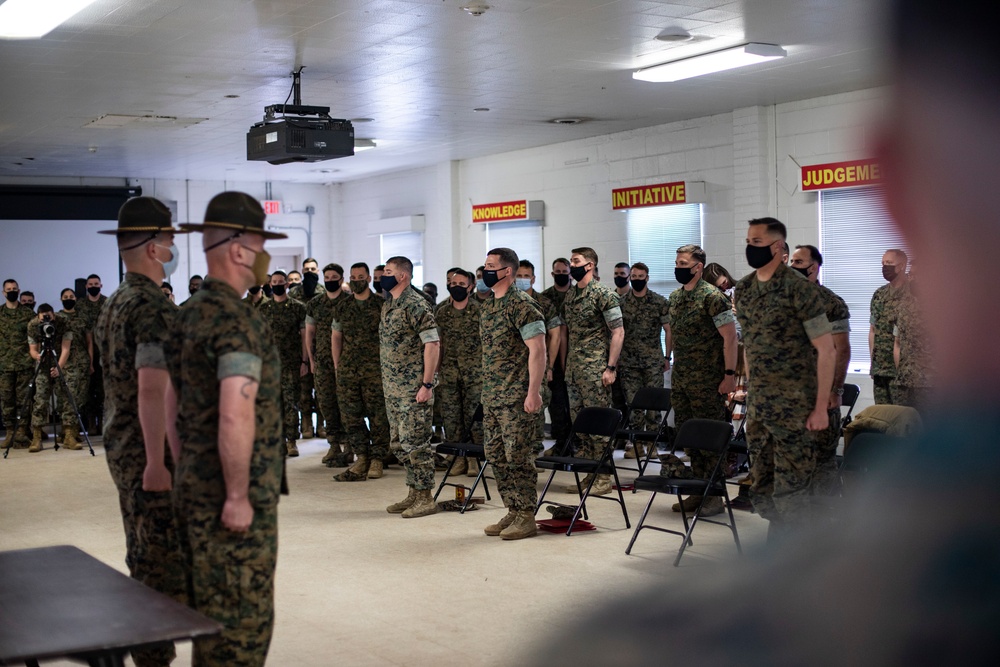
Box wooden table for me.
[0,545,220,667]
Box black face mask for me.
[552,273,570,287]
[262,284,273,298]
[271,284,287,297]
[373,280,382,293]
[882,265,897,282]
[613,276,629,288]
[674,267,697,285]
[62,299,76,311]
[793,265,812,279]
[303,272,320,298]
[630,278,647,292]
[745,243,776,269]
[448,285,469,302]
[325,279,341,293]
[569,264,590,282]
[248,285,261,295]
[87,286,101,297]
[5,291,19,303]
[483,269,504,289]
[379,275,399,292]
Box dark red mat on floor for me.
[536,519,596,532]
[614,483,634,491]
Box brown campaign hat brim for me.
[97,226,191,235]
[180,220,288,239]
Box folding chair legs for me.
[433,455,492,513]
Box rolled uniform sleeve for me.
[519,321,546,341]
[803,314,833,340]
[217,351,263,381]
[135,343,167,370]
[603,305,623,329]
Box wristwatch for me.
[422,382,434,390]
[834,387,845,396]
[606,364,616,372]
[724,369,735,376]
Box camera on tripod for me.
[42,322,56,338]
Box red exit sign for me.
[262,200,282,215]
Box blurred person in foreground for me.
[527,1,1000,662]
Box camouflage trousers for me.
[890,382,928,411]
[811,406,843,496]
[534,381,552,447]
[872,375,894,405]
[31,364,88,427]
[313,357,344,443]
[673,376,728,478]
[107,449,187,667]
[384,393,435,490]
[746,414,822,531]
[484,403,539,512]
[175,502,277,667]
[0,367,31,425]
[299,371,321,431]
[619,364,665,432]
[566,368,611,459]
[337,369,390,460]
[279,367,301,442]
[438,372,482,443]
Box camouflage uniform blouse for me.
[259,297,306,371]
[0,304,34,371]
[170,278,284,509]
[94,272,174,463]
[305,290,349,363]
[619,288,671,371]
[893,290,933,388]
[480,288,545,408]
[667,280,735,381]
[734,264,832,411]
[560,280,623,376]
[435,298,482,383]
[60,309,91,371]
[870,283,908,377]
[379,287,439,399]
[330,292,383,374]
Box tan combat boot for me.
[322,443,340,465]
[484,511,517,536]
[698,496,726,517]
[286,440,299,457]
[28,427,44,453]
[387,487,418,513]
[590,474,613,496]
[333,455,369,482]
[449,456,468,476]
[316,424,327,439]
[1,428,13,450]
[367,458,384,479]
[465,457,478,478]
[564,474,594,494]
[301,417,314,439]
[499,511,538,540]
[61,424,82,450]
[672,495,704,513]
[401,489,439,518]
[15,423,31,448]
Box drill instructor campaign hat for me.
[98,196,190,235]
[180,191,287,239]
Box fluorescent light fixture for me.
[633,43,787,83]
[0,0,99,39]
[354,138,377,152]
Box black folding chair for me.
[535,407,628,536]
[433,404,491,513]
[840,383,861,428]
[613,387,672,478]
[626,419,741,566]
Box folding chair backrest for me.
[571,407,623,439]
[628,387,672,413]
[455,404,484,443]
[842,384,861,413]
[673,419,733,455]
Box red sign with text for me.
[801,159,881,191]
[611,181,686,210]
[472,200,528,223]
[262,200,282,215]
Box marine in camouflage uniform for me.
[870,281,909,404]
[305,285,350,457]
[0,292,34,448]
[619,286,670,432]
[523,286,561,447]
[480,276,546,537]
[560,264,623,460]
[57,306,91,434]
[27,312,73,431]
[259,290,306,449]
[811,282,851,496]
[735,260,833,534]
[380,276,440,511]
[434,295,483,446]
[243,288,269,309]
[892,287,932,409]
[170,277,284,667]
[78,291,108,431]
[331,285,390,478]
[96,270,187,667]
[667,279,736,478]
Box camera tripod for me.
[3,326,94,459]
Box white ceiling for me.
[0,0,885,184]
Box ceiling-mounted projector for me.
[247,68,354,165]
